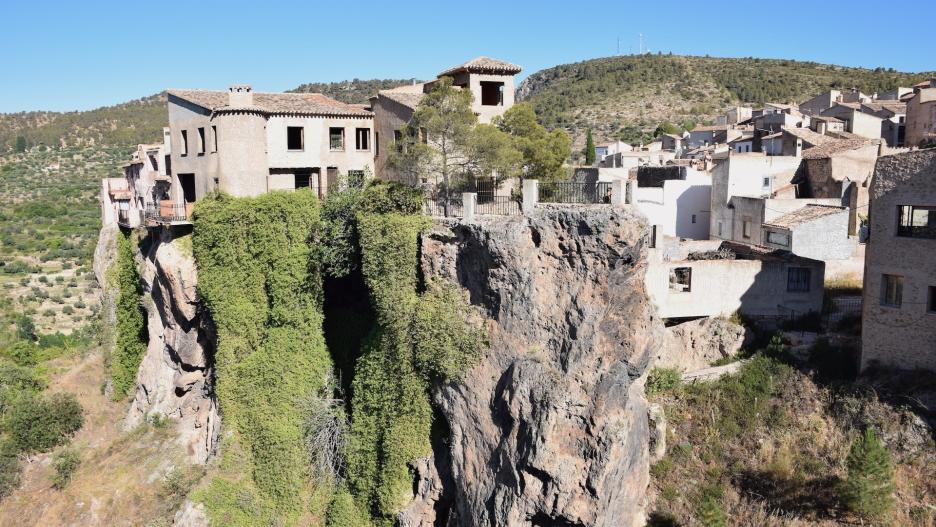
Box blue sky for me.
[2,0,934,113]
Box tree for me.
[389,77,521,214]
[495,103,571,184]
[389,77,476,213]
[838,428,895,520]
[584,128,596,165]
[14,136,27,153]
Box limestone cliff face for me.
[126,228,219,464]
[408,206,663,527]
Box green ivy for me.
[192,191,333,524]
[342,211,482,525]
[110,230,147,399]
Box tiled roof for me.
[783,127,838,147]
[763,204,846,229]
[801,137,877,160]
[376,84,428,111]
[438,56,522,77]
[168,89,373,117]
[861,101,906,115]
[691,124,730,132]
[812,115,843,123]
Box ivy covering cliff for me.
[192,191,333,525]
[109,230,147,399]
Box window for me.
[480,81,504,106]
[897,205,936,239]
[375,131,379,156]
[211,125,218,153]
[355,128,370,151]
[787,267,811,292]
[394,130,404,152]
[669,267,691,293]
[766,230,790,246]
[180,130,188,156]
[287,127,304,151]
[742,218,752,238]
[649,225,657,248]
[691,214,697,224]
[880,274,903,307]
[197,127,206,154]
[329,127,344,151]
[762,177,770,188]
[717,221,723,238]
[295,172,310,189]
[928,286,936,313]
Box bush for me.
[5,392,84,454]
[51,448,81,489]
[838,428,895,520]
[0,440,22,499]
[646,367,681,396]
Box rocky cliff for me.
[94,226,219,464]
[406,205,664,527]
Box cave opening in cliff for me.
[322,265,375,403]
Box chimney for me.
[817,121,827,135]
[228,84,253,107]
[796,138,803,158]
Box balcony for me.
[145,200,193,225]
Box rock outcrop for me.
[412,205,664,527]
[656,317,748,372]
[126,228,219,464]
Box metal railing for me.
[475,195,521,215]
[145,201,191,224]
[538,181,613,204]
[424,195,464,218]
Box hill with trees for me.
[289,78,418,103]
[518,54,936,149]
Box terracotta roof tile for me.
[438,56,522,77]
[168,89,372,117]
[763,204,846,229]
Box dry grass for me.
[648,358,936,527]
[0,351,204,526]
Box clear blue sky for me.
[2,0,934,113]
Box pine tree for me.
[14,136,27,153]
[584,128,596,165]
[838,428,895,520]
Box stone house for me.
[661,133,685,151]
[753,110,806,134]
[726,106,753,125]
[877,87,913,101]
[645,238,825,319]
[688,124,730,149]
[795,139,881,235]
[861,149,936,371]
[820,103,884,140]
[860,101,907,147]
[799,90,842,116]
[100,177,131,227]
[809,115,845,135]
[905,81,936,148]
[594,141,632,165]
[370,57,522,183]
[708,152,802,241]
[100,136,172,227]
[164,85,374,213]
[632,165,711,240]
[761,204,855,261]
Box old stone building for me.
[905,80,936,148]
[370,57,522,183]
[164,85,374,213]
[861,149,936,371]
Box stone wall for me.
[861,150,936,371]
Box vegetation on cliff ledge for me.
[109,229,147,399]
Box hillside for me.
[0,94,167,153]
[289,78,419,103]
[518,54,936,148]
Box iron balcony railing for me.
[538,181,613,204]
[145,201,192,224]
